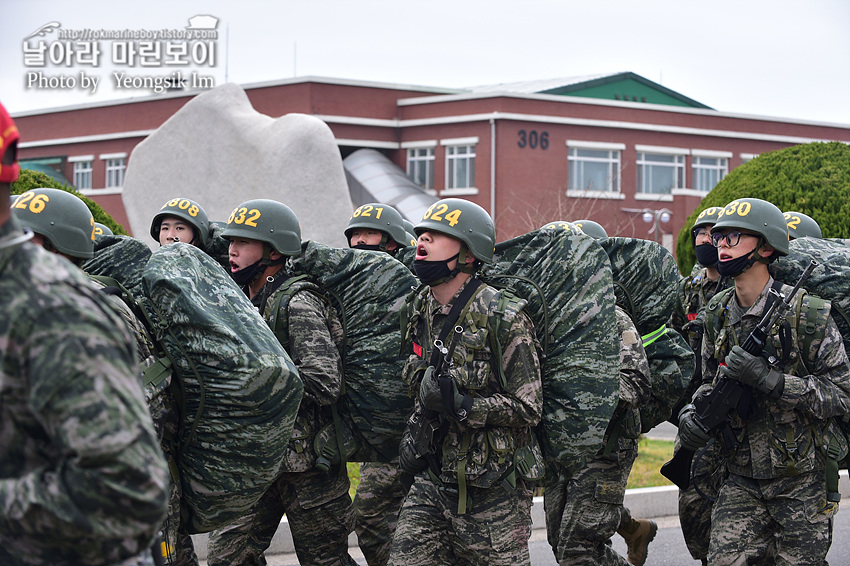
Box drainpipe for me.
[490,113,497,223]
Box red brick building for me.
[13,72,850,246]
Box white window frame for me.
[403,140,437,193]
[69,154,94,190]
[441,137,478,195]
[692,149,731,193]
[566,140,624,198]
[635,145,688,197]
[101,152,127,189]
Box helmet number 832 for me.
[423,203,462,227]
[228,206,261,227]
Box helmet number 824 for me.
[423,203,462,227]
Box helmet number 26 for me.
[13,191,50,214]
[423,203,462,227]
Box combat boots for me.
[617,517,657,566]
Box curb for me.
[191,470,849,560]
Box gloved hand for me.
[678,404,712,451]
[398,437,428,476]
[722,345,785,399]
[419,369,466,416]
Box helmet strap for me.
[457,246,478,275]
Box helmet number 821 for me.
[423,203,462,227]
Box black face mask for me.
[413,253,460,286]
[351,243,383,252]
[716,254,757,278]
[694,243,719,268]
[231,259,266,286]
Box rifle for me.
[661,260,817,490]
[407,325,464,460]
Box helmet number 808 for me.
[423,203,462,227]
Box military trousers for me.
[387,473,533,566]
[708,470,837,566]
[206,466,357,566]
[543,437,637,566]
[675,438,724,563]
[352,461,406,566]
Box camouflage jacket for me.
[699,277,850,479]
[0,218,169,566]
[402,277,544,488]
[257,275,345,473]
[608,306,652,440]
[671,266,731,334]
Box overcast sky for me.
[3,0,849,125]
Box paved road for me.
[210,507,850,566]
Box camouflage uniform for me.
[352,461,405,566]
[389,278,543,566]
[671,266,731,334]
[92,280,198,566]
[544,306,652,566]
[700,277,850,565]
[0,218,169,566]
[670,266,731,563]
[207,275,357,566]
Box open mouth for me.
[719,253,733,261]
[415,245,428,260]
[230,261,240,272]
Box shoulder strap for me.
[703,285,736,347]
[428,278,483,368]
[268,274,319,352]
[796,292,829,374]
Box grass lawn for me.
[346,437,675,498]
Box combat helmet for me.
[0,101,20,184]
[539,220,580,234]
[11,188,95,258]
[691,206,724,240]
[150,197,210,248]
[572,219,608,239]
[222,198,302,256]
[415,198,495,263]
[402,219,418,247]
[783,211,822,239]
[94,222,113,239]
[345,202,409,251]
[711,198,789,257]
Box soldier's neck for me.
[733,264,770,309]
[248,263,284,299]
[431,271,471,306]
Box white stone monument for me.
[123,83,352,248]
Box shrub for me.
[676,141,850,274]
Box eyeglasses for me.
[692,227,709,239]
[711,231,754,248]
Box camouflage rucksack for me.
[141,243,303,533]
[287,241,418,463]
[82,234,152,298]
[598,237,695,432]
[477,228,621,476]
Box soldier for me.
[390,198,544,566]
[669,205,732,565]
[344,203,410,566]
[544,306,652,566]
[150,197,210,249]
[679,198,850,565]
[345,202,409,255]
[784,211,822,240]
[207,199,357,566]
[1,101,169,565]
[10,186,195,566]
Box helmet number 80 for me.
[14,191,50,214]
[423,203,462,227]
[228,206,261,227]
